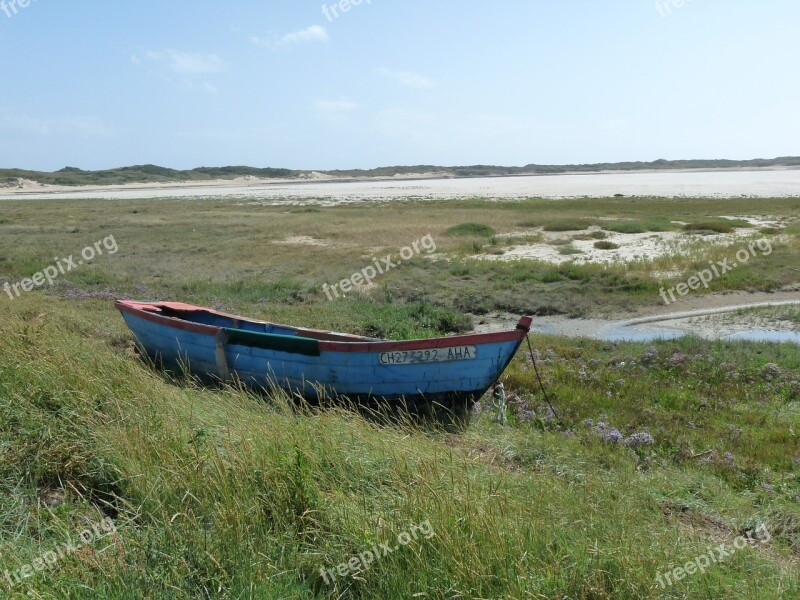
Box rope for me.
[525,334,564,428]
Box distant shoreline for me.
[2,157,800,191]
[2,167,800,202]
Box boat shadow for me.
[137,350,475,432]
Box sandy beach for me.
[2,168,800,202]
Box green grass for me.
[684,219,751,234]
[1,195,800,597]
[445,223,496,237]
[558,245,583,255]
[541,218,675,235]
[601,219,675,234]
[2,196,796,322]
[500,233,544,246]
[543,218,596,232]
[1,297,800,598]
[526,215,750,237]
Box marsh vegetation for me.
[1,195,799,598]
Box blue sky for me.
[1,0,798,171]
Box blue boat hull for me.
[116,301,531,410]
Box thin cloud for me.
[142,50,224,75]
[0,115,115,137]
[314,99,359,123]
[281,25,329,45]
[376,67,435,89]
[252,25,329,47]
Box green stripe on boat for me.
[224,329,321,356]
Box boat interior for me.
[140,302,377,342]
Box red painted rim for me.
[116,301,221,336]
[115,300,531,352]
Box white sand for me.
[482,217,786,266]
[2,168,799,202]
[489,229,689,265]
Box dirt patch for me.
[660,501,733,543]
[273,236,330,247]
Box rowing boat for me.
[116,300,531,415]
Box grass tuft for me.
[445,223,496,237]
[684,219,751,234]
[594,241,620,250]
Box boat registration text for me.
[379,346,478,365]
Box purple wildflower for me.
[594,422,623,444]
[624,432,655,448]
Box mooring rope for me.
[525,334,564,428]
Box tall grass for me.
[1,296,799,598]
[0,195,799,596]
